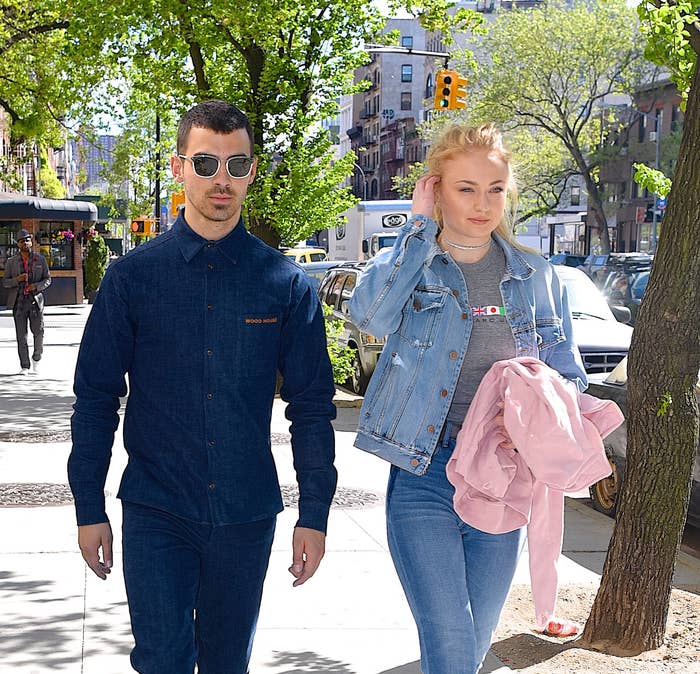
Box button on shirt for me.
[68,214,337,532]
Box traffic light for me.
[448,73,468,110]
[434,69,455,110]
[433,70,468,111]
[130,218,157,236]
[171,191,185,217]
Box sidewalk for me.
[1,304,699,673]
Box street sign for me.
[656,196,667,211]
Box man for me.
[68,100,337,674]
[2,229,51,375]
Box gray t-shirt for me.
[445,242,517,435]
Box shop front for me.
[0,195,98,307]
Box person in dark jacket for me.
[2,229,51,374]
[68,100,337,674]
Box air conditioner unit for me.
[648,131,657,142]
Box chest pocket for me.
[535,317,564,350]
[238,313,283,377]
[401,287,448,348]
[31,263,44,280]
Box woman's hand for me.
[412,175,440,219]
[495,401,517,451]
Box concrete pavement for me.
[1,304,699,673]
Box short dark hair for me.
[177,100,254,155]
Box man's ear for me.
[171,155,184,183]
[248,157,258,186]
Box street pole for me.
[354,162,367,200]
[154,114,161,232]
[637,107,661,253]
[651,111,660,253]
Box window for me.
[401,65,413,83]
[324,273,347,309]
[637,114,646,144]
[401,35,413,49]
[401,92,412,111]
[570,185,580,206]
[671,104,682,132]
[39,221,75,270]
[0,222,22,275]
[425,73,434,100]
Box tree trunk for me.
[580,59,700,654]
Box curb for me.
[332,388,363,408]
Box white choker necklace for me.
[443,237,491,251]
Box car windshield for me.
[377,235,397,249]
[558,273,616,321]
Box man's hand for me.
[288,527,325,587]
[17,273,27,283]
[26,283,36,292]
[78,522,113,580]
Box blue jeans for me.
[386,433,525,674]
[122,501,276,674]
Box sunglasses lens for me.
[226,157,253,178]
[191,155,219,177]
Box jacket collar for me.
[173,211,248,264]
[492,233,536,280]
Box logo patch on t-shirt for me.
[471,305,505,318]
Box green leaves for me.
[633,163,672,197]
[637,0,699,102]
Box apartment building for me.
[598,79,683,253]
[344,18,428,200]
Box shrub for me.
[323,303,354,384]
[84,232,109,296]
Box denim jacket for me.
[348,215,587,475]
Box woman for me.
[348,124,587,673]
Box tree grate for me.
[0,483,383,509]
[0,430,71,443]
[0,483,74,507]
[281,484,382,509]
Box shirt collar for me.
[173,211,248,264]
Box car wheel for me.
[347,349,369,395]
[590,453,623,518]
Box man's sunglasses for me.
[178,153,254,179]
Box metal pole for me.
[154,114,161,232]
[354,162,367,200]
[651,111,660,253]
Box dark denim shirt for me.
[68,213,337,532]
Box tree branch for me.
[2,20,70,54]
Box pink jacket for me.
[446,357,624,628]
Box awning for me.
[0,195,98,221]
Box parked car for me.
[283,247,328,263]
[548,253,587,268]
[586,358,700,527]
[553,266,634,374]
[299,260,342,292]
[604,269,650,325]
[317,262,384,394]
[318,262,632,397]
[579,252,652,287]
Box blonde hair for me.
[425,123,519,246]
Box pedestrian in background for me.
[2,229,51,375]
[348,124,587,673]
[68,99,337,674]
